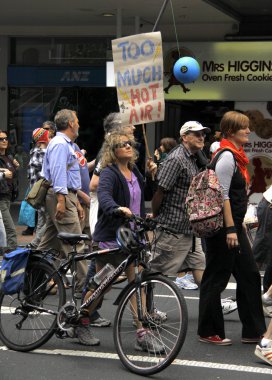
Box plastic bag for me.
[18,200,36,227]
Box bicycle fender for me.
[29,251,58,269]
[113,271,161,306]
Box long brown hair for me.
[100,132,138,170]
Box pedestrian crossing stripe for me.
[0,346,271,375]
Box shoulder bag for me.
[25,178,51,209]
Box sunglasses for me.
[113,140,133,149]
[187,131,206,138]
[0,137,8,142]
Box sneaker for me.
[185,273,196,283]
[74,325,100,346]
[132,309,167,327]
[255,344,272,366]
[262,293,272,306]
[135,329,165,354]
[175,274,198,290]
[241,336,262,344]
[221,298,238,315]
[199,335,232,346]
[89,317,111,327]
[153,308,167,323]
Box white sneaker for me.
[221,298,237,315]
[255,343,272,366]
[175,274,198,290]
[153,308,167,322]
[185,273,196,283]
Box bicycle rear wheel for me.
[114,274,188,375]
[0,260,66,351]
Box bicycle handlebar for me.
[112,210,178,238]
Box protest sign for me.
[112,32,165,126]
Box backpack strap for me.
[208,148,236,172]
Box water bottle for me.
[93,263,115,286]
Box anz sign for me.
[60,71,90,82]
[8,66,106,87]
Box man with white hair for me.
[150,121,210,286]
[150,121,238,315]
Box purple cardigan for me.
[93,164,145,242]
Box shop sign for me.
[163,42,272,101]
[7,66,106,87]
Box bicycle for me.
[0,215,188,375]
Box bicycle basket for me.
[116,226,142,253]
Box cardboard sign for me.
[112,32,165,126]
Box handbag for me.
[18,200,36,227]
[25,178,51,209]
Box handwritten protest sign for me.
[112,32,165,126]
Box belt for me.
[68,188,77,194]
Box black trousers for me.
[198,227,266,339]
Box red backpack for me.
[185,149,234,238]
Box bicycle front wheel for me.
[0,260,66,351]
[113,274,188,375]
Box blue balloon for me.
[173,56,200,84]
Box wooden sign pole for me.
[142,123,152,159]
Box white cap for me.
[179,121,211,136]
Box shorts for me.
[95,249,128,269]
[150,231,206,276]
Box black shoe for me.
[22,227,34,236]
[25,243,36,249]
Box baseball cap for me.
[32,128,49,144]
[179,121,211,136]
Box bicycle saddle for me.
[57,232,91,245]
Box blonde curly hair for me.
[100,132,138,170]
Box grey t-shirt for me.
[215,151,235,200]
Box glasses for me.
[0,137,8,142]
[113,140,133,149]
[187,131,206,138]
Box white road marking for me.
[0,346,271,375]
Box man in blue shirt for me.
[38,109,99,346]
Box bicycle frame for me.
[25,242,149,323]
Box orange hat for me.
[32,128,49,144]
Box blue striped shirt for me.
[41,132,81,194]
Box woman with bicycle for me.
[82,131,163,353]
[0,129,188,375]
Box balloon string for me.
[170,0,180,57]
